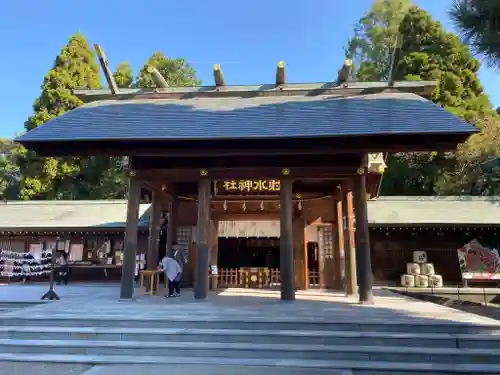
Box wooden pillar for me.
[334,189,345,290]
[166,197,178,256]
[209,220,219,266]
[120,173,141,300]
[344,182,357,295]
[147,191,161,270]
[194,179,211,300]
[293,217,307,290]
[304,225,309,289]
[354,159,374,304]
[280,178,295,301]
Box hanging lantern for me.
[223,200,228,211]
[260,201,264,211]
[298,201,303,211]
[242,201,247,211]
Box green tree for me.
[347,2,495,195]
[450,0,500,68]
[19,33,127,200]
[395,5,490,119]
[386,5,495,195]
[346,0,411,81]
[20,32,102,200]
[136,52,201,88]
[0,140,20,201]
[114,62,134,88]
[435,113,500,195]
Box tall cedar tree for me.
[18,33,128,200]
[18,33,102,199]
[385,5,497,195]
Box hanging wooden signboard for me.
[214,180,281,195]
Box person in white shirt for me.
[161,254,181,298]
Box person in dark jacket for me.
[56,251,69,285]
[171,243,187,296]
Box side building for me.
[0,196,497,286]
[0,201,153,282]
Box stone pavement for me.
[0,362,350,375]
[0,362,91,375]
[0,283,498,326]
[1,284,500,374]
[80,364,351,375]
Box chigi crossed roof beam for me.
[74,44,437,103]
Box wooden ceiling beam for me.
[130,153,361,171]
[137,166,358,181]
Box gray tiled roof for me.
[16,92,476,142]
[369,196,500,225]
[0,197,499,230]
[0,200,151,230]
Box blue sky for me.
[0,0,498,138]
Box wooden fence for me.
[218,268,320,289]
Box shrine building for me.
[15,50,477,304]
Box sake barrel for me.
[415,274,429,288]
[413,250,428,264]
[420,263,435,276]
[406,262,421,275]
[428,274,443,288]
[401,274,415,287]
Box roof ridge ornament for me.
[146,66,169,89]
[213,64,226,87]
[276,61,286,87]
[336,59,353,85]
[94,44,119,95]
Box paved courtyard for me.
[0,283,500,374]
[0,362,350,375]
[0,283,499,326]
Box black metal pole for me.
[41,246,60,300]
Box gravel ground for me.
[0,362,92,375]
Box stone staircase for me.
[0,316,499,374]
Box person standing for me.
[56,251,69,285]
[172,243,187,276]
[161,254,181,298]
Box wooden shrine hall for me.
[15,46,477,304]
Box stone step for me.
[0,352,498,374]
[0,339,499,364]
[0,326,471,348]
[0,316,498,334]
